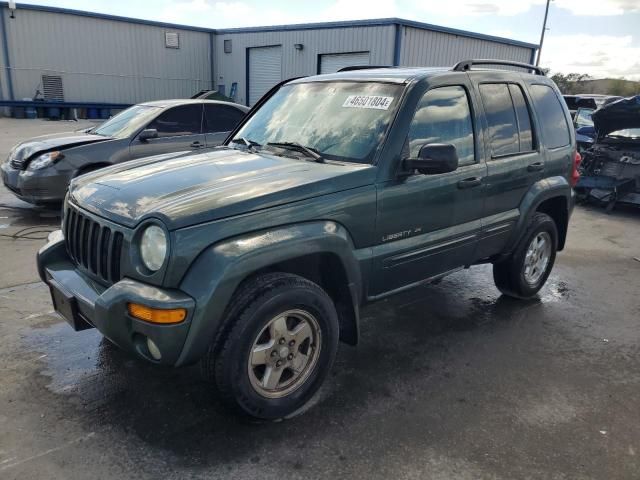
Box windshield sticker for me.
[342,95,394,110]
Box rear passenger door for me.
[129,104,205,160]
[473,81,541,259]
[203,104,246,146]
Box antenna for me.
[8,0,16,18]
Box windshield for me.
[575,108,594,128]
[232,81,403,163]
[92,105,160,138]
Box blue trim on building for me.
[1,3,539,51]
[1,2,213,32]
[0,6,13,100]
[393,23,402,66]
[0,100,131,109]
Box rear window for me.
[531,85,571,149]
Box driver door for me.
[371,83,487,296]
[129,104,205,160]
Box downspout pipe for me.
[0,6,15,100]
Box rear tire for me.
[200,272,339,420]
[493,212,558,299]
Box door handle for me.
[527,162,544,172]
[190,141,203,148]
[457,177,482,189]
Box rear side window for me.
[509,84,534,152]
[407,85,475,166]
[203,105,245,133]
[530,84,571,149]
[479,84,519,156]
[147,104,202,137]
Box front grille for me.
[65,205,123,284]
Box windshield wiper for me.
[266,142,325,163]
[230,137,261,151]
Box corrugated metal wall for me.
[0,6,212,103]
[215,25,396,106]
[0,6,537,107]
[399,26,532,67]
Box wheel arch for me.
[509,176,573,253]
[176,221,364,366]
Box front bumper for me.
[37,231,196,365]
[1,162,69,204]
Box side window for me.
[508,84,534,152]
[147,104,202,138]
[479,83,519,156]
[530,84,571,149]
[203,105,245,133]
[407,85,475,166]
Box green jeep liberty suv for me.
[37,60,579,419]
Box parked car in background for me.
[1,99,249,205]
[37,60,578,420]
[576,95,640,209]
[578,94,623,109]
[563,95,597,118]
[191,89,234,102]
[563,94,623,119]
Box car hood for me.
[8,131,112,165]
[593,95,640,139]
[69,148,375,230]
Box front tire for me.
[493,212,558,299]
[201,273,339,420]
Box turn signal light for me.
[127,303,186,324]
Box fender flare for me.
[175,221,362,366]
[506,176,573,253]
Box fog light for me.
[127,303,186,324]
[146,337,162,361]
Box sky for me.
[17,0,640,80]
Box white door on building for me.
[248,45,283,106]
[319,52,370,74]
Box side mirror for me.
[138,128,158,142]
[403,143,459,175]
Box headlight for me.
[28,151,63,170]
[140,225,167,271]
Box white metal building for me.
[0,2,538,107]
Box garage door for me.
[319,52,370,74]
[248,46,282,106]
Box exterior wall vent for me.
[41,75,64,101]
[165,31,180,49]
[224,39,232,53]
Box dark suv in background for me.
[37,59,579,420]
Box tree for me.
[549,73,593,94]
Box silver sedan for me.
[1,99,248,204]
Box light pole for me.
[536,0,551,66]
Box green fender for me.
[175,221,363,366]
[506,175,574,254]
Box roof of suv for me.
[289,66,542,85]
[139,99,249,110]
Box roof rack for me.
[337,65,393,72]
[452,59,545,76]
